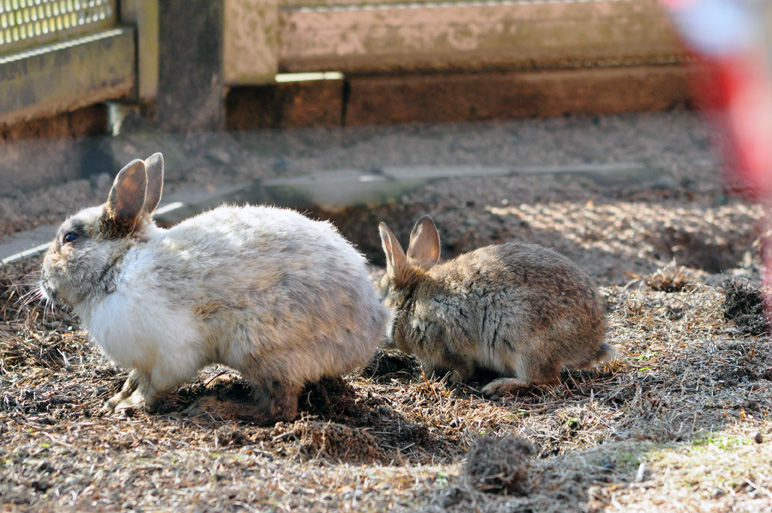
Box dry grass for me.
[645,260,697,293]
[2,165,772,512]
[1,253,771,513]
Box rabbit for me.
[377,215,615,397]
[39,153,390,424]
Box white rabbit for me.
[40,153,389,423]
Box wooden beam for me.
[0,104,108,140]
[226,74,343,129]
[120,0,160,102]
[224,0,280,85]
[344,65,693,126]
[278,0,684,74]
[157,0,225,131]
[0,28,135,126]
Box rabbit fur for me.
[377,215,614,397]
[40,154,390,423]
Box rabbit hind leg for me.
[422,352,474,385]
[249,378,301,425]
[235,353,302,424]
[481,357,561,397]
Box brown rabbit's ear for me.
[102,159,147,237]
[407,215,441,268]
[143,152,164,214]
[379,222,407,281]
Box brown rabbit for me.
[377,215,615,397]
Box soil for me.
[463,435,535,494]
[1,111,771,512]
[723,279,771,336]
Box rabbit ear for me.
[407,215,441,268]
[102,159,147,237]
[379,222,407,281]
[143,153,164,214]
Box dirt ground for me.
[1,112,772,512]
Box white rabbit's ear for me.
[379,222,407,281]
[143,152,164,214]
[407,215,440,268]
[102,159,147,236]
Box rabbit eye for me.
[63,232,79,244]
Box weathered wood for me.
[224,0,280,85]
[157,0,225,131]
[120,0,159,102]
[0,104,108,140]
[282,0,485,7]
[223,64,694,128]
[344,65,692,125]
[278,0,684,75]
[0,28,135,127]
[226,74,343,129]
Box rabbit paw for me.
[101,370,159,414]
[102,388,161,415]
[481,378,532,398]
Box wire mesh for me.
[0,0,116,55]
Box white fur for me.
[77,248,203,392]
[40,155,389,420]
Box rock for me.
[440,487,466,508]
[651,176,677,190]
[206,149,232,165]
[93,172,113,193]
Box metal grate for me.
[0,0,116,55]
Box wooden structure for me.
[0,0,690,132]
[227,0,683,79]
[225,0,692,127]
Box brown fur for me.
[378,215,615,397]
